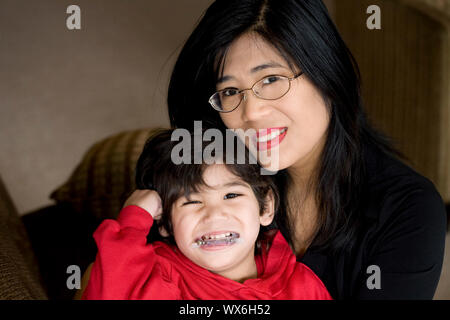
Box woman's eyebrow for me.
[216,62,287,84]
[250,62,285,73]
[216,75,232,85]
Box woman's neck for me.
[287,133,326,186]
[285,135,326,256]
[287,187,319,257]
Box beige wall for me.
[1,0,447,212]
[0,0,213,215]
[0,0,335,216]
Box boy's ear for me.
[260,189,275,227]
[156,219,169,237]
[158,225,170,237]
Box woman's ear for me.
[260,190,275,226]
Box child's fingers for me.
[123,189,162,218]
[153,201,163,220]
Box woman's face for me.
[217,33,330,173]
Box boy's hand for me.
[123,189,163,220]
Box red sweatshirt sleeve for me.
[82,205,179,300]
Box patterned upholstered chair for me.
[0,175,47,299]
[49,128,165,222]
[19,128,164,299]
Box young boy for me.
[80,129,332,299]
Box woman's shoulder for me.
[364,143,433,188]
[362,144,446,228]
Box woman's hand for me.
[123,189,163,220]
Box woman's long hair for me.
[167,0,399,254]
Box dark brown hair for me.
[134,128,280,246]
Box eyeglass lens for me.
[211,75,291,112]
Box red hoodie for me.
[82,205,332,300]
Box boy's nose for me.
[202,205,228,221]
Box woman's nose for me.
[241,92,271,123]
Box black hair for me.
[167,0,401,253]
[135,128,279,248]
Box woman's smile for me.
[254,127,288,151]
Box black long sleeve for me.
[356,178,446,299]
[301,145,447,300]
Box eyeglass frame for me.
[208,71,304,113]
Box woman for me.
[166,0,447,299]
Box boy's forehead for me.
[200,165,251,191]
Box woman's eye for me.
[262,76,281,85]
[222,88,239,97]
[224,193,241,200]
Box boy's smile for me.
[170,164,274,282]
[193,231,240,251]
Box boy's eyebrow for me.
[216,62,287,84]
[186,180,250,196]
[210,180,251,190]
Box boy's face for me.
[170,164,274,282]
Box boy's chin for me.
[193,250,241,271]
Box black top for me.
[300,144,447,300]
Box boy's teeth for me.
[201,232,235,241]
[203,233,230,240]
[195,232,240,247]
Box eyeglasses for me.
[208,72,303,113]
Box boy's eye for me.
[224,193,241,200]
[182,200,201,206]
